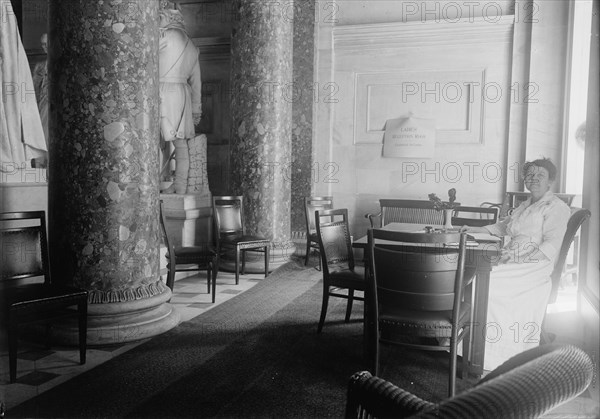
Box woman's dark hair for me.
[522,158,558,181]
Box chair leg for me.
[208,262,216,303]
[345,289,354,322]
[235,247,240,285]
[317,287,330,333]
[9,317,18,383]
[305,239,311,266]
[214,252,220,281]
[449,337,457,397]
[264,245,270,277]
[460,330,471,380]
[166,262,175,291]
[78,300,87,365]
[241,249,246,275]
[373,332,380,376]
[206,264,211,293]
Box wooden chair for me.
[365,199,451,228]
[345,344,594,419]
[451,205,499,227]
[548,207,591,304]
[212,195,270,284]
[159,200,217,302]
[315,208,365,333]
[367,229,474,397]
[1,211,88,383]
[303,196,334,266]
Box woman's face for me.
[524,165,552,195]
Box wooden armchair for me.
[346,344,594,419]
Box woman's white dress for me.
[482,191,570,370]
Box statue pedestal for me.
[160,191,213,248]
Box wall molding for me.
[333,15,514,50]
[192,36,231,60]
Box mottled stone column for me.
[230,0,296,268]
[47,0,179,345]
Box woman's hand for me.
[499,242,548,264]
[459,226,488,233]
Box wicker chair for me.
[345,344,594,419]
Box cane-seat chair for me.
[365,199,452,228]
[304,196,334,266]
[159,200,217,302]
[367,229,474,397]
[0,211,88,383]
[315,208,365,333]
[212,195,270,284]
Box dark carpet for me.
[10,257,477,418]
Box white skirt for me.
[482,259,553,370]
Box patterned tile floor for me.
[1,267,598,417]
[0,269,265,412]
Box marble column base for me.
[50,286,180,346]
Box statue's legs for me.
[186,134,210,195]
[162,138,189,194]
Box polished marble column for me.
[47,0,179,345]
[230,0,296,269]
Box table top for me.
[352,223,502,253]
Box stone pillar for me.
[230,0,296,270]
[47,0,179,345]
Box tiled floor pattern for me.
[1,265,598,417]
[0,269,266,411]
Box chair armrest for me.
[415,345,593,419]
[345,371,434,419]
[364,211,382,229]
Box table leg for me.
[470,270,491,377]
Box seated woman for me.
[461,158,570,370]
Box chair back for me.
[159,200,176,260]
[212,195,245,239]
[451,206,499,227]
[1,211,50,285]
[304,196,333,236]
[368,229,468,312]
[379,199,448,226]
[315,209,354,276]
[548,207,591,304]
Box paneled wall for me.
[314,1,516,238]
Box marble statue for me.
[32,33,49,148]
[1,1,47,171]
[159,8,207,195]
